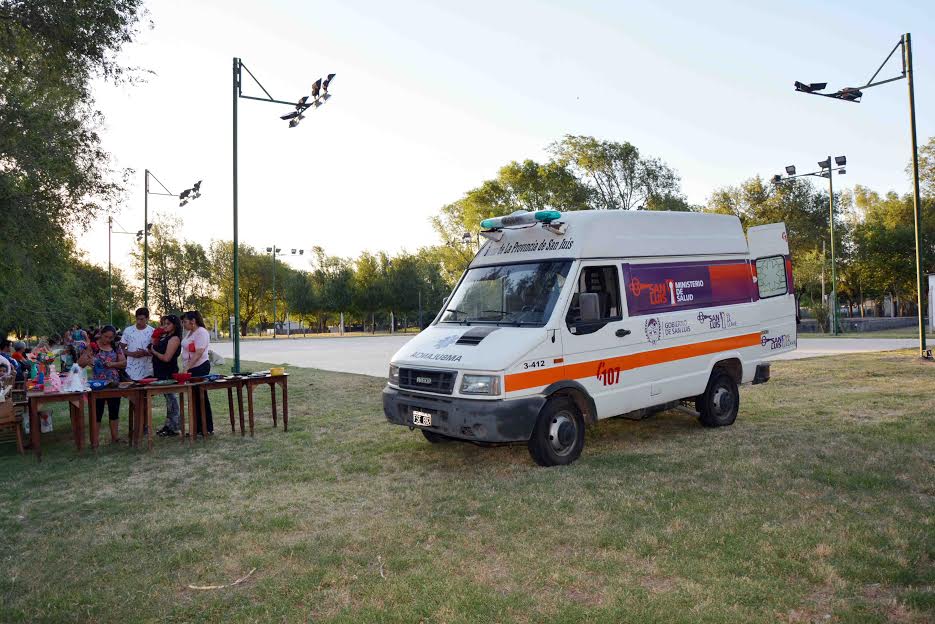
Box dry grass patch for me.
[0,352,933,623]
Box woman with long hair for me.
[151,314,183,436]
[77,325,126,443]
[181,310,213,435]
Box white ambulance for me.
[384,209,796,466]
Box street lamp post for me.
[266,247,306,338]
[266,246,281,338]
[232,58,335,371]
[107,218,138,325]
[141,170,202,308]
[793,33,930,358]
[772,157,847,334]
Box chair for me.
[0,376,24,454]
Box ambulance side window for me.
[756,256,787,298]
[565,265,622,335]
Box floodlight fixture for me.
[818,158,831,169]
[771,174,782,185]
[311,78,322,99]
[794,81,827,93]
[834,87,863,102]
[785,165,796,175]
[839,168,846,175]
[834,155,846,166]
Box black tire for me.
[696,369,739,428]
[527,396,585,467]
[421,429,452,444]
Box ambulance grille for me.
[398,368,455,395]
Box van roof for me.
[471,210,749,267]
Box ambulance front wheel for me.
[527,396,585,467]
[696,369,739,428]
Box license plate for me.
[411,409,432,427]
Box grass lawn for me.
[800,327,935,339]
[1,352,933,623]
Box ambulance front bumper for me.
[382,385,545,443]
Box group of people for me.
[1,307,215,443]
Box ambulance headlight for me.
[388,364,400,385]
[460,374,501,395]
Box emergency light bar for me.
[480,210,561,230]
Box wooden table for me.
[138,383,196,448]
[195,378,245,435]
[240,374,289,436]
[87,386,145,450]
[26,390,88,461]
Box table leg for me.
[237,385,245,437]
[270,382,278,428]
[246,384,255,437]
[187,389,196,445]
[146,396,154,451]
[75,399,85,452]
[89,398,99,452]
[69,403,80,451]
[178,391,187,445]
[281,379,288,432]
[128,399,135,447]
[227,388,235,433]
[29,399,41,461]
[198,387,207,441]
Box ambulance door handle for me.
[615,328,631,338]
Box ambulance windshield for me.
[439,260,572,326]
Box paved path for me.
[213,335,917,377]
[212,335,413,378]
[768,338,917,361]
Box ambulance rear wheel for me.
[696,370,739,428]
[421,430,452,444]
[528,397,584,467]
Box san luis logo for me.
[644,317,662,344]
[433,334,459,349]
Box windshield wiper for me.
[443,308,470,324]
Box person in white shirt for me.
[181,310,213,435]
[121,307,155,381]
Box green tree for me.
[549,134,682,210]
[130,215,212,315]
[0,0,147,335]
[431,159,590,247]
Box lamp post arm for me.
[239,62,275,101]
[864,37,905,87]
[238,94,300,108]
[147,171,174,196]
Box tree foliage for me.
[0,0,146,336]
[549,135,682,211]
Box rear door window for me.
[755,256,787,298]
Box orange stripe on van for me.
[503,332,761,393]
[709,261,753,285]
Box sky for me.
[87,0,934,274]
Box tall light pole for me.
[232,58,335,371]
[793,33,930,358]
[141,170,202,308]
[266,247,306,338]
[772,157,847,334]
[107,218,137,325]
[266,246,281,338]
